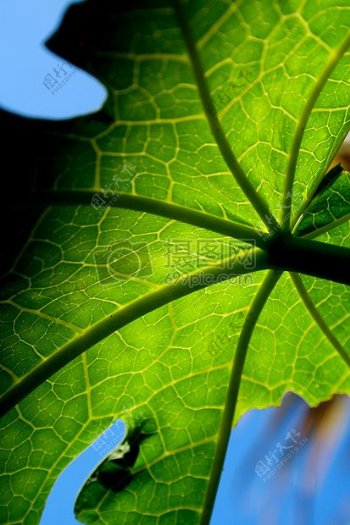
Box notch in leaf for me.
[86,422,154,493]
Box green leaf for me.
[310,163,343,198]
[295,167,350,236]
[1,1,350,525]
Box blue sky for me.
[40,420,126,525]
[1,2,349,524]
[0,0,105,119]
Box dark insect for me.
[91,424,153,493]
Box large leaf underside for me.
[0,1,350,524]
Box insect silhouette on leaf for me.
[90,423,154,493]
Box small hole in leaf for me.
[40,419,126,525]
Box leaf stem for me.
[290,272,350,367]
[199,269,282,525]
[2,233,350,418]
[266,233,350,285]
[0,250,269,419]
[172,0,279,232]
[282,33,350,230]
[294,213,350,240]
[12,190,269,250]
